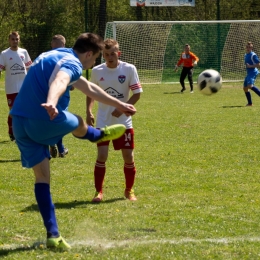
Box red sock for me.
[94,160,106,192]
[124,162,136,190]
[8,116,12,135]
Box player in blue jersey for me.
[243,41,260,106]
[10,33,136,250]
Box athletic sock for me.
[245,92,252,105]
[7,116,13,135]
[252,86,260,96]
[124,162,136,190]
[56,139,64,153]
[74,126,103,142]
[34,183,59,237]
[94,160,106,192]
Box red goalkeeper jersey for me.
[176,51,199,67]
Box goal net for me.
[104,21,260,84]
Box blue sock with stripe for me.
[74,126,103,142]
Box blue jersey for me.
[11,48,82,120]
[59,86,73,111]
[244,51,260,76]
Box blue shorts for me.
[244,74,258,87]
[12,111,79,168]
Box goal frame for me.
[105,20,260,84]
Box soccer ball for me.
[197,69,222,95]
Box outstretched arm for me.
[112,93,141,118]
[74,76,136,116]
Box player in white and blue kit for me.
[243,41,260,106]
[10,33,136,250]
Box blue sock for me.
[56,139,64,153]
[245,92,252,105]
[34,183,59,238]
[252,86,260,96]
[74,126,103,142]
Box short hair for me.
[185,44,190,47]
[52,34,66,46]
[9,31,20,39]
[73,33,104,54]
[247,41,253,47]
[104,38,119,51]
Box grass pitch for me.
[1,80,260,259]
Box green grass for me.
[1,79,260,259]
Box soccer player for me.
[175,44,199,93]
[49,34,71,158]
[10,33,136,250]
[243,41,260,106]
[87,38,143,203]
[0,31,32,141]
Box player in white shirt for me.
[87,38,143,202]
[0,31,32,141]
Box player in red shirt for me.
[175,44,199,93]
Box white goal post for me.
[104,20,260,84]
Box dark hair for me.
[73,33,104,54]
[247,41,253,47]
[9,31,20,39]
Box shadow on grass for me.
[222,105,244,108]
[163,92,182,94]
[0,140,11,144]
[0,246,33,257]
[22,198,126,212]
[0,159,20,163]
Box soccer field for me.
[1,81,260,259]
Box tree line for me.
[0,0,259,60]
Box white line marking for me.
[1,237,260,250]
[71,237,260,248]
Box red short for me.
[97,128,134,150]
[6,93,18,108]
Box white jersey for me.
[0,47,32,94]
[91,61,143,129]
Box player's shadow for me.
[22,198,125,212]
[0,246,33,257]
[0,140,11,144]
[164,91,182,94]
[0,159,20,163]
[222,105,244,108]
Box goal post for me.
[104,20,260,84]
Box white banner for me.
[130,0,195,7]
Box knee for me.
[123,152,134,164]
[97,152,108,162]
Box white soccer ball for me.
[197,69,222,95]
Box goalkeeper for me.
[175,44,199,93]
